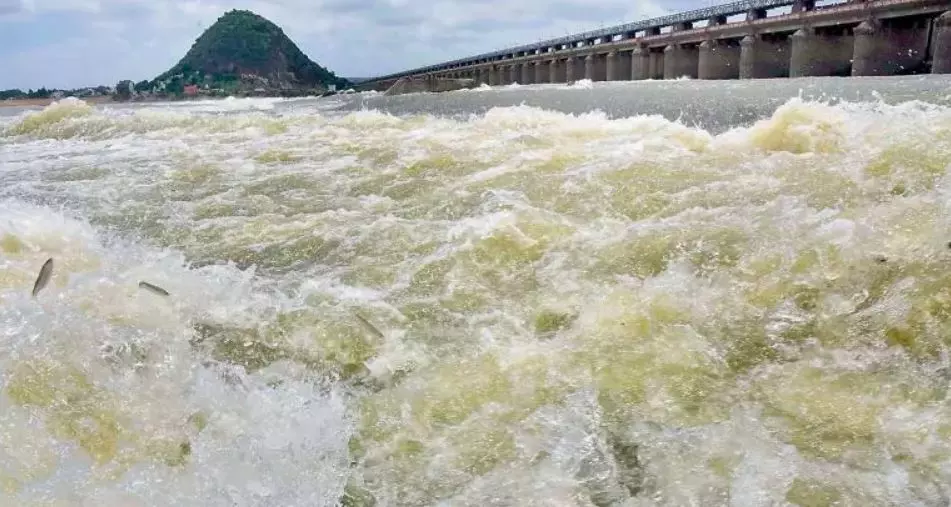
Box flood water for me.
[3,75,951,506]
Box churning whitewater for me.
[4,79,951,506]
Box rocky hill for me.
[152,9,348,95]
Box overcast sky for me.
[0,0,708,90]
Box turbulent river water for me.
[4,75,951,506]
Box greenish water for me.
[2,75,951,506]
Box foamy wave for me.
[451,83,494,93]
[0,200,353,506]
[569,78,594,89]
[4,89,951,505]
[157,96,284,112]
[2,97,94,137]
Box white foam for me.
[4,89,951,505]
[0,200,353,506]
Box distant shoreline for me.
[0,96,115,108]
[0,92,337,109]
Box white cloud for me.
[23,0,105,13]
[0,0,698,89]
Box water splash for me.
[4,87,951,505]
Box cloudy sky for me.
[0,0,709,90]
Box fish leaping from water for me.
[354,312,384,339]
[31,258,53,297]
[138,281,170,296]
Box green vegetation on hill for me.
[1,86,113,101]
[152,9,348,95]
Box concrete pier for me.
[535,60,548,83]
[596,54,608,81]
[649,50,664,79]
[566,56,578,82]
[789,29,816,77]
[934,12,951,74]
[790,27,853,78]
[606,51,619,80]
[549,59,562,83]
[698,39,741,79]
[357,1,951,92]
[611,50,632,81]
[631,45,650,80]
[852,20,881,76]
[664,44,699,79]
[739,34,790,79]
[585,54,596,80]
